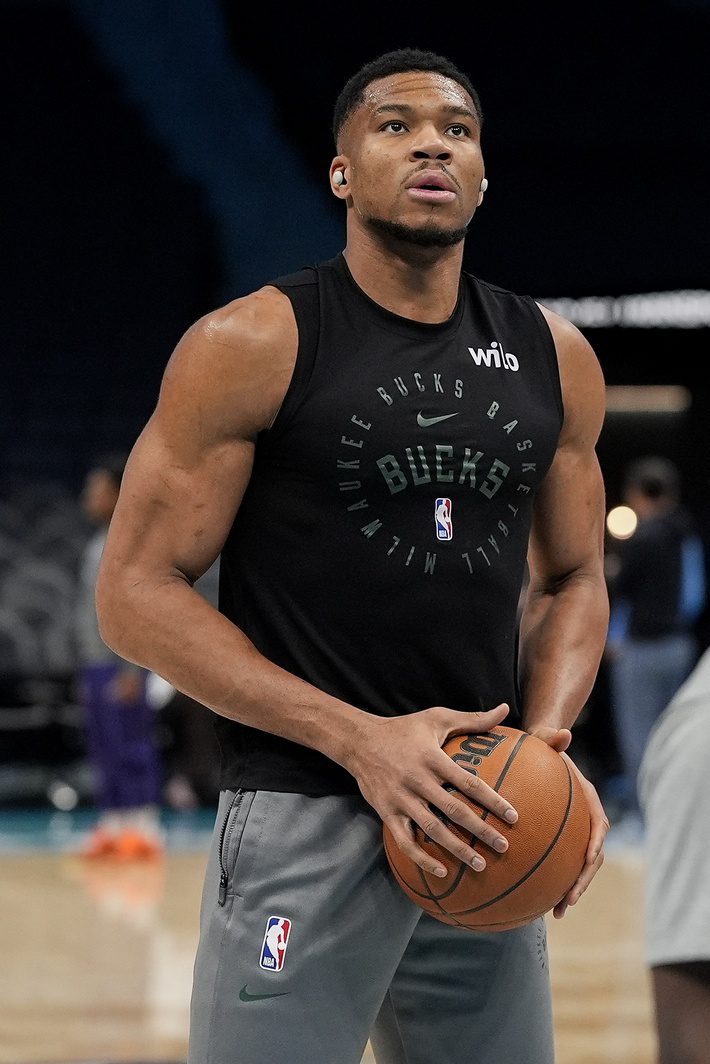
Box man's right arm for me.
[96,285,369,770]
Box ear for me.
[477,176,488,207]
[330,156,351,199]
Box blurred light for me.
[607,506,638,540]
[146,672,175,710]
[539,291,710,328]
[47,781,79,811]
[605,385,692,413]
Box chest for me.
[292,326,561,508]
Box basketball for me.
[383,726,591,931]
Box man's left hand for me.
[527,726,609,919]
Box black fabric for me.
[213,253,563,794]
[614,508,698,638]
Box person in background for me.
[638,646,710,1064]
[74,453,164,858]
[606,455,706,834]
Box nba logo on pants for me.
[259,916,292,972]
[435,498,453,541]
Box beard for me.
[366,213,469,249]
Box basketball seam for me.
[389,731,529,914]
[384,830,467,927]
[427,732,529,902]
[449,757,575,917]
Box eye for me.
[448,124,470,137]
[382,121,408,133]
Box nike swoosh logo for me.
[239,984,291,1002]
[417,411,460,427]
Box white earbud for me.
[333,171,346,187]
[480,177,488,193]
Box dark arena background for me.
[2,2,710,1061]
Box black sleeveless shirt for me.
[214,253,563,794]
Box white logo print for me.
[468,341,519,372]
[416,411,459,427]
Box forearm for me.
[518,573,609,732]
[96,573,370,771]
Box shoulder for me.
[535,303,600,371]
[462,276,606,439]
[535,302,606,446]
[198,284,298,356]
[160,285,299,437]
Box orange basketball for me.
[382,726,591,931]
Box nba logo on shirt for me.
[259,916,292,972]
[435,498,453,541]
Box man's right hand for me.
[347,703,518,878]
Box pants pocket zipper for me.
[218,790,244,906]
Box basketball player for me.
[96,49,610,1063]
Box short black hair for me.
[623,456,680,500]
[332,48,483,148]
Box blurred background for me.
[2,0,709,1061]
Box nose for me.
[410,127,452,163]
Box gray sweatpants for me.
[188,789,554,1064]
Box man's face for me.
[334,70,485,248]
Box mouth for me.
[407,188,457,203]
[406,170,458,204]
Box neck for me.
[343,228,465,324]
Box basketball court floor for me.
[1,810,656,1064]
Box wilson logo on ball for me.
[451,730,508,776]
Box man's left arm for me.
[519,305,610,917]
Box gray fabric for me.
[74,526,139,669]
[188,789,554,1064]
[74,527,117,664]
[369,908,553,1064]
[639,648,710,967]
[610,632,696,814]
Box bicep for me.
[528,442,606,588]
[528,306,607,588]
[104,409,254,587]
[99,289,295,591]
